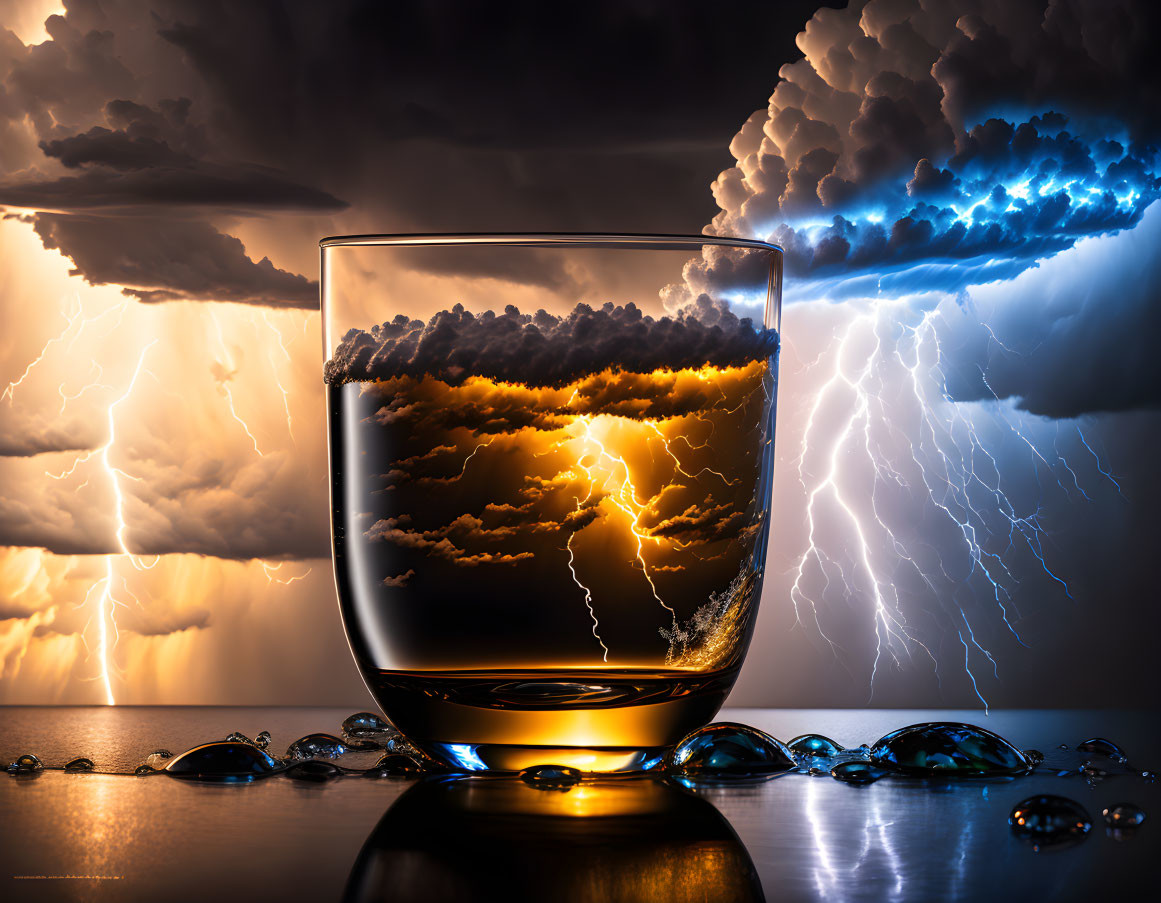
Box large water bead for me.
[870,722,1032,776]
[342,712,394,737]
[1103,803,1146,829]
[667,723,795,778]
[1009,795,1092,851]
[164,741,279,782]
[7,753,43,773]
[367,754,426,778]
[787,734,843,759]
[519,764,583,790]
[830,761,886,784]
[286,733,348,761]
[1076,737,1128,763]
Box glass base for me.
[419,741,668,774]
[365,666,738,773]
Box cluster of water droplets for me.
[4,714,1149,849]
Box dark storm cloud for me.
[942,200,1161,418]
[0,159,348,212]
[325,302,778,388]
[712,0,1161,281]
[33,214,319,308]
[0,429,93,457]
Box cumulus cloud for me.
[33,214,319,307]
[325,301,778,387]
[709,0,1161,290]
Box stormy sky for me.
[0,0,1157,710]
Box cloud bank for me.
[706,0,1161,292]
[325,301,779,388]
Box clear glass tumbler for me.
[322,234,782,772]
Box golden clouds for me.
[339,357,774,668]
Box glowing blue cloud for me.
[770,114,1159,299]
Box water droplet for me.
[519,764,582,790]
[135,764,157,775]
[1076,737,1128,763]
[1141,770,1156,783]
[843,744,872,758]
[286,760,341,782]
[1024,749,1044,765]
[7,753,42,773]
[64,757,94,772]
[225,731,254,745]
[870,723,1031,776]
[367,753,425,777]
[254,731,271,750]
[150,748,172,759]
[667,722,795,778]
[1103,803,1146,829]
[808,766,827,776]
[165,741,279,782]
[830,761,885,784]
[286,733,347,761]
[1009,795,1092,851]
[1058,744,1071,751]
[1081,761,1108,782]
[787,734,843,758]
[342,711,393,737]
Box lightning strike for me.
[788,297,1123,705]
[260,561,314,585]
[262,310,297,443]
[83,339,158,705]
[211,312,265,455]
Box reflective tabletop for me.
[1,707,1156,901]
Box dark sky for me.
[1,0,1159,711]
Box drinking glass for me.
[322,234,782,772]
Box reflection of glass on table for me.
[342,776,764,903]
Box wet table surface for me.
[1,706,1157,902]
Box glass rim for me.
[318,231,783,253]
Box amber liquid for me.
[328,360,776,770]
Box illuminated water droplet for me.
[667,722,795,778]
[165,741,279,782]
[225,731,254,745]
[255,731,271,750]
[1102,803,1146,829]
[286,733,347,761]
[368,753,425,778]
[1141,770,1156,783]
[1081,761,1108,783]
[808,766,827,776]
[788,734,843,758]
[1076,737,1128,763]
[830,761,885,784]
[1024,749,1044,765]
[870,722,1031,776]
[843,744,872,757]
[7,753,42,773]
[342,711,393,737]
[519,764,582,790]
[64,757,94,772]
[135,764,157,775]
[1009,795,1091,851]
[286,760,341,782]
[1058,744,1071,751]
[150,748,173,759]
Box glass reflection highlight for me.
[342,776,764,902]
